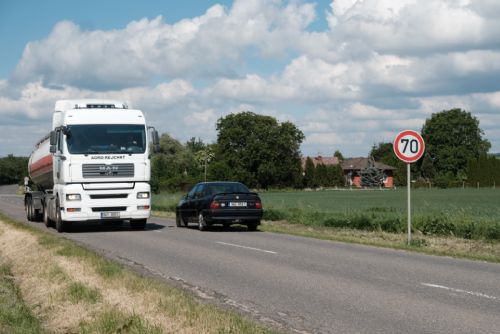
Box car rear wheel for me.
[247,221,259,231]
[198,213,208,231]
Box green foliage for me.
[467,155,500,187]
[420,152,436,181]
[303,157,315,188]
[333,150,344,161]
[210,112,304,188]
[0,155,29,185]
[359,158,385,188]
[0,263,45,334]
[151,134,203,192]
[67,282,101,304]
[257,188,500,240]
[421,108,490,178]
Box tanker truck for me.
[25,99,159,232]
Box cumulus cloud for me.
[2,0,500,157]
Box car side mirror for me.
[49,145,56,153]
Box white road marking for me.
[153,230,162,233]
[216,241,277,254]
[421,283,498,301]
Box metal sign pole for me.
[407,163,411,245]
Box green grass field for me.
[153,188,500,240]
[259,188,500,219]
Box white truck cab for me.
[26,99,159,232]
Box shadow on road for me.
[29,221,166,233]
[183,224,262,233]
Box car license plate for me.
[229,202,247,207]
[101,212,120,219]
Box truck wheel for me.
[26,199,32,221]
[43,202,53,228]
[131,219,147,230]
[55,201,68,233]
[198,213,208,231]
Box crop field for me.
[153,188,500,240]
[259,188,500,219]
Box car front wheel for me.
[198,213,208,231]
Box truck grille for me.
[92,207,127,212]
[82,164,134,178]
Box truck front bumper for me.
[60,182,151,222]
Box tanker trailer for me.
[25,99,159,232]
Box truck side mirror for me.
[152,130,160,153]
[49,131,57,145]
[49,130,57,153]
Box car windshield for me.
[66,124,146,154]
[206,183,250,195]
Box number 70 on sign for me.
[393,130,425,163]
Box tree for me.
[151,134,199,192]
[303,157,315,188]
[326,164,345,187]
[211,112,304,188]
[421,109,491,178]
[370,142,406,186]
[419,152,436,181]
[0,155,29,185]
[359,157,385,187]
[333,150,344,161]
[314,163,329,187]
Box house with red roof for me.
[301,156,396,188]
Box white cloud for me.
[2,0,500,157]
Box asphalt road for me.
[0,185,499,333]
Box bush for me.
[262,209,286,221]
[415,215,456,236]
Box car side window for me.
[196,184,205,198]
[187,185,199,199]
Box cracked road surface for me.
[1,185,499,333]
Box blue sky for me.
[1,0,499,157]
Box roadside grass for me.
[67,282,101,304]
[261,220,500,263]
[0,262,46,334]
[154,188,500,262]
[0,212,280,334]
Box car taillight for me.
[255,201,263,209]
[210,201,220,209]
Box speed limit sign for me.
[393,130,425,245]
[393,130,425,163]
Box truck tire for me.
[43,202,53,228]
[55,200,68,233]
[26,198,32,221]
[131,219,147,230]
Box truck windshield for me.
[66,124,147,154]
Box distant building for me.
[301,156,396,188]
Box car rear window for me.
[207,183,250,195]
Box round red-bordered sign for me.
[393,130,425,163]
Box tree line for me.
[0,155,29,185]
[1,109,495,190]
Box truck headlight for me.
[137,192,150,199]
[66,194,81,201]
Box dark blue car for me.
[175,182,263,231]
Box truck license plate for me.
[229,202,247,207]
[101,212,120,219]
